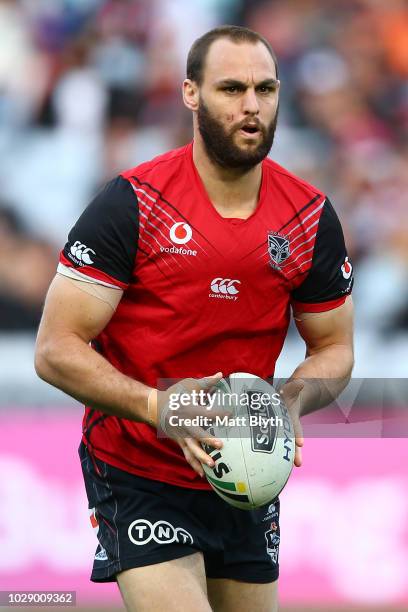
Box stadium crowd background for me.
[0,0,407,363]
[1,3,408,610]
[0,0,408,354]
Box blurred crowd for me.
[0,0,407,336]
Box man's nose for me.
[242,88,260,115]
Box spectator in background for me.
[91,0,152,177]
[52,37,108,134]
[0,0,48,133]
[0,0,407,336]
[0,205,56,330]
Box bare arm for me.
[35,274,154,423]
[289,296,354,415]
[280,297,354,466]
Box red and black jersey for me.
[59,142,353,489]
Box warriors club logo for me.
[267,233,291,269]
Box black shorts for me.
[80,442,280,584]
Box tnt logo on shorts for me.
[128,519,194,546]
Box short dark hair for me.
[187,25,279,85]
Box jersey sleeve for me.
[291,198,353,313]
[59,176,139,289]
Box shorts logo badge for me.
[268,233,290,269]
[128,519,194,546]
[263,502,279,522]
[94,545,108,561]
[89,508,99,531]
[265,528,280,563]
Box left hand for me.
[279,379,305,468]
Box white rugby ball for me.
[201,373,295,510]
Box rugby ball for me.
[201,373,295,510]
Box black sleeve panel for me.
[291,198,353,305]
[62,176,139,285]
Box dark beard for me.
[197,100,278,172]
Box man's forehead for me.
[203,38,277,83]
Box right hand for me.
[147,373,230,477]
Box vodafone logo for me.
[209,278,241,301]
[341,257,353,280]
[128,519,194,546]
[169,222,192,245]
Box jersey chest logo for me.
[169,222,193,245]
[267,232,291,269]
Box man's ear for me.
[182,79,199,112]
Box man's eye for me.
[226,87,238,93]
[258,86,273,94]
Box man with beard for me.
[35,26,354,612]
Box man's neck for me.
[192,137,263,219]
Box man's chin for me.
[225,151,268,170]
[237,141,261,150]
[233,136,267,157]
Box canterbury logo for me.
[210,278,241,295]
[70,241,96,265]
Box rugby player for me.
[35,26,354,612]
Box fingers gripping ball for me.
[201,373,295,510]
